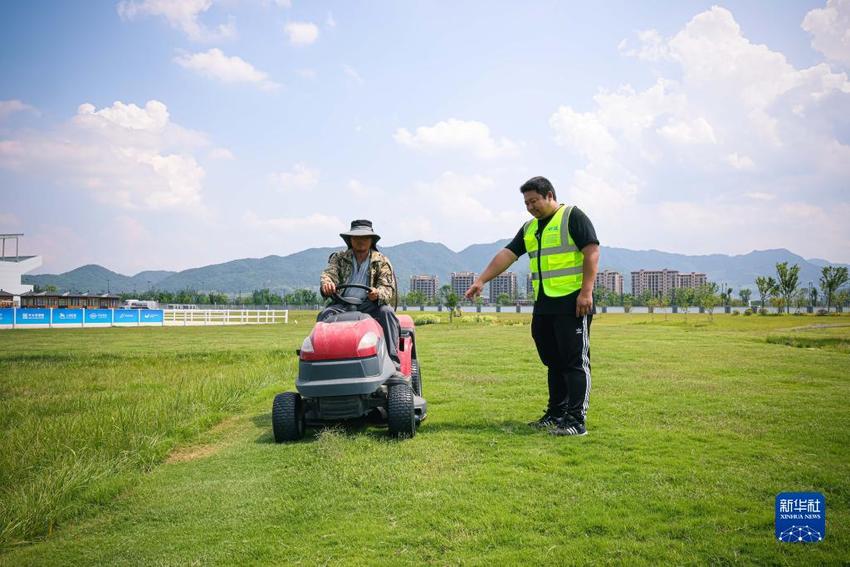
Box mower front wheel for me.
[387,383,416,438]
[272,392,306,442]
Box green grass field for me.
[1,313,848,565]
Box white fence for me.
[163,309,288,326]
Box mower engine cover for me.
[300,317,385,361]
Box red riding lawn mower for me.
[272,284,427,441]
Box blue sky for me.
[2,0,849,274]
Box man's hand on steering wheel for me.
[331,283,375,307]
[367,288,378,301]
[321,282,336,297]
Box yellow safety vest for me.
[524,205,584,300]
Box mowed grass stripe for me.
[1,314,848,565]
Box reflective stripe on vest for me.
[524,205,584,299]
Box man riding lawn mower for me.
[272,220,427,441]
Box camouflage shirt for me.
[320,249,398,306]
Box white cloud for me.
[657,117,716,144]
[117,0,236,42]
[414,172,526,225]
[208,147,234,160]
[347,179,379,198]
[77,100,169,131]
[744,192,774,201]
[174,48,280,90]
[343,64,363,84]
[326,12,337,28]
[803,0,850,66]
[550,107,617,161]
[726,153,755,170]
[395,119,520,160]
[0,100,209,210]
[269,163,320,192]
[242,211,342,233]
[284,21,319,45]
[555,5,850,260]
[296,68,317,79]
[0,100,37,120]
[618,29,670,61]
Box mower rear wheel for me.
[272,392,306,442]
[387,383,416,438]
[411,359,422,397]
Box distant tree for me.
[438,284,453,305]
[497,293,512,306]
[738,288,752,306]
[819,266,849,313]
[45,284,58,293]
[697,282,719,320]
[446,292,459,321]
[775,262,800,315]
[251,288,283,305]
[677,288,694,320]
[659,293,670,321]
[623,294,634,313]
[793,289,808,313]
[407,290,425,306]
[755,276,777,310]
[647,296,659,319]
[835,289,850,310]
[285,288,319,306]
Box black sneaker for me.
[528,411,561,429]
[549,416,587,436]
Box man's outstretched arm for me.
[465,249,518,299]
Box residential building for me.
[409,275,438,301]
[631,269,679,297]
[451,272,476,301]
[631,269,708,297]
[490,272,517,302]
[677,272,707,289]
[595,270,623,295]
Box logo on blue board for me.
[776,492,825,542]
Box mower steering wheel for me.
[332,283,373,309]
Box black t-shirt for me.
[505,206,599,315]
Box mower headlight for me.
[301,336,314,354]
[357,331,378,355]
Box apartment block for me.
[409,275,438,301]
[451,272,477,301]
[490,272,517,302]
[631,269,708,297]
[595,270,623,295]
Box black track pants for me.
[531,312,592,423]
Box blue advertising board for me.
[113,310,140,324]
[15,308,51,325]
[140,310,164,324]
[85,309,113,325]
[51,309,84,325]
[0,308,13,325]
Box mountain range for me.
[23,242,848,296]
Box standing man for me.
[465,177,599,436]
[319,219,401,369]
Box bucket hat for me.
[340,219,381,249]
